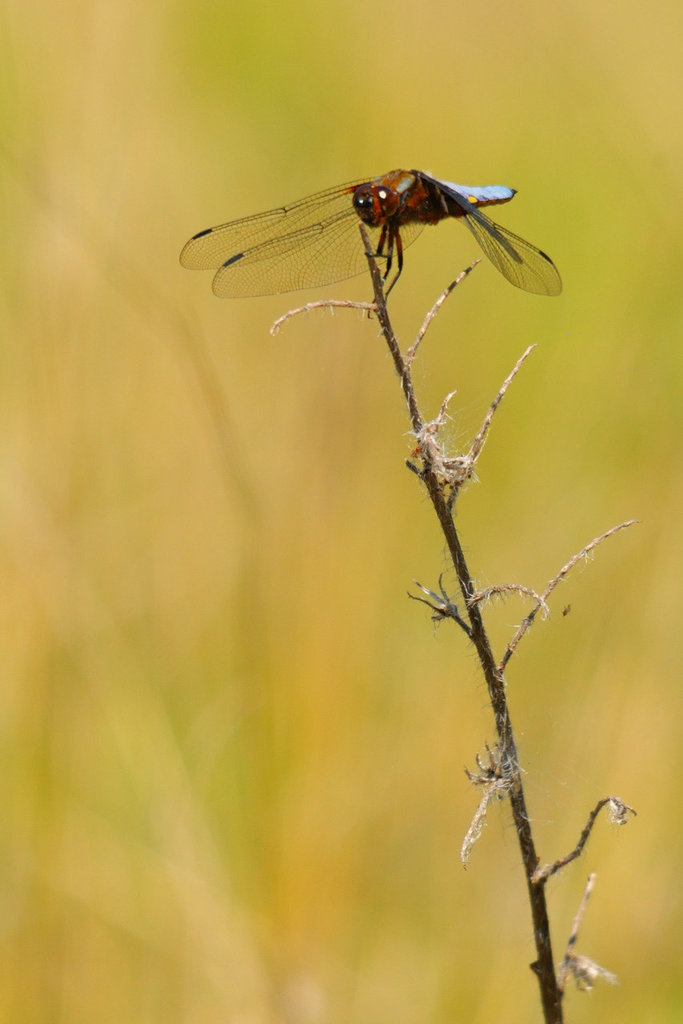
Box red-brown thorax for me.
[353,169,456,230]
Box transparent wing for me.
[180,181,361,270]
[181,179,424,297]
[462,205,562,296]
[423,174,561,296]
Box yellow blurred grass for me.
[1,0,682,1020]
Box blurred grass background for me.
[1,0,682,1021]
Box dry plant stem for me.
[557,874,618,992]
[405,261,480,367]
[533,797,637,884]
[467,346,535,467]
[557,874,596,994]
[270,299,376,334]
[499,521,638,674]
[358,226,564,1024]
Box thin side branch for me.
[409,576,473,638]
[470,582,550,619]
[499,520,638,672]
[405,261,480,367]
[532,797,637,884]
[465,344,535,473]
[270,299,376,334]
[557,874,619,992]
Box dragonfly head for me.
[352,183,401,228]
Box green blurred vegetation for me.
[1,0,681,1021]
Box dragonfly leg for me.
[374,224,388,261]
[383,226,404,297]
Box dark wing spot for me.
[223,252,246,268]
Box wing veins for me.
[180,180,364,270]
[462,206,562,296]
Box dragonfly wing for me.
[423,175,561,296]
[212,215,425,297]
[213,207,373,296]
[462,204,562,296]
[180,180,364,270]
[182,177,425,297]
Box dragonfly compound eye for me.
[352,184,380,224]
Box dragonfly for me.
[180,168,562,298]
